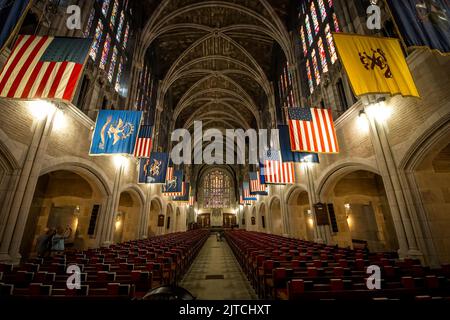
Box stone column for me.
[279,186,291,237]
[303,164,325,244]
[139,186,151,239]
[98,161,124,246]
[0,107,56,264]
[365,102,422,259]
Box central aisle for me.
[180,234,257,300]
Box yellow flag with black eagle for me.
[333,33,420,98]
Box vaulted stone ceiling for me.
[137,0,294,134]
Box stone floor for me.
[179,235,258,300]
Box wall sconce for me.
[344,203,351,210]
[115,213,122,229]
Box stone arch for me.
[21,168,109,258]
[0,135,22,239]
[269,196,282,235]
[326,169,399,252]
[166,203,174,233]
[399,115,450,264]
[258,202,267,232]
[39,157,113,197]
[315,159,380,201]
[148,196,163,236]
[174,206,182,233]
[116,186,145,243]
[286,186,312,240]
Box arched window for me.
[298,0,341,95]
[202,170,232,208]
[85,0,132,94]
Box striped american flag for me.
[0,35,91,101]
[134,125,153,158]
[243,182,257,200]
[261,149,295,184]
[162,182,185,197]
[249,171,266,193]
[288,107,339,154]
[165,166,174,181]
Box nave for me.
[2,229,450,302]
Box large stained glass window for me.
[300,26,307,55]
[110,0,119,29]
[318,0,327,21]
[202,170,232,209]
[310,2,320,35]
[90,20,103,61]
[333,13,340,32]
[100,33,111,70]
[102,0,110,16]
[325,24,338,64]
[116,11,125,41]
[115,57,123,92]
[298,0,339,95]
[311,50,321,86]
[305,16,313,46]
[84,8,95,37]
[83,1,132,98]
[318,37,328,73]
[306,60,314,94]
[108,46,118,82]
[123,23,129,49]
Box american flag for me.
[288,107,339,154]
[165,166,174,182]
[261,149,295,184]
[243,182,257,200]
[249,171,267,194]
[239,191,253,205]
[0,35,91,101]
[134,125,153,158]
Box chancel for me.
[0,0,449,310]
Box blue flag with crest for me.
[138,152,169,184]
[387,0,450,53]
[90,110,142,155]
[162,170,184,194]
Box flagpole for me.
[0,0,35,53]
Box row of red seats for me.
[225,230,450,301]
[0,230,209,299]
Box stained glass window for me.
[333,13,340,32]
[202,170,232,208]
[318,37,328,73]
[108,46,118,82]
[116,11,125,41]
[115,57,123,92]
[310,2,320,35]
[300,26,307,56]
[305,16,313,46]
[84,8,95,37]
[306,60,314,94]
[318,0,327,21]
[100,33,111,70]
[312,49,321,86]
[102,0,110,16]
[325,24,338,64]
[123,23,129,49]
[110,0,119,29]
[90,20,103,61]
